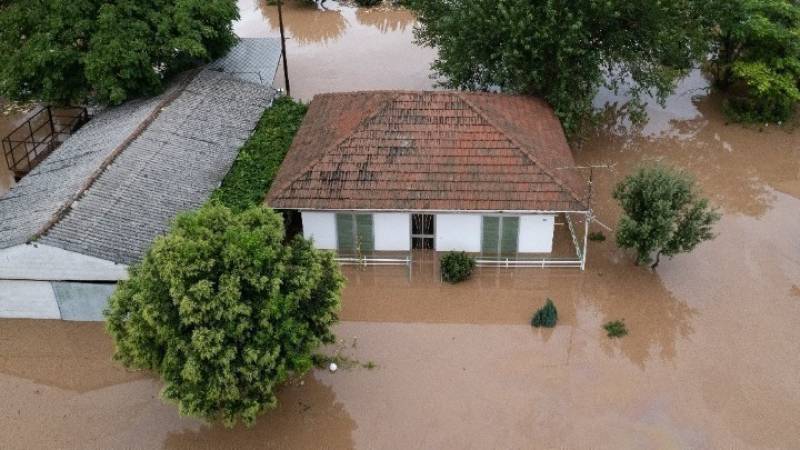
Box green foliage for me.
[440,251,476,283]
[613,165,720,269]
[0,0,238,105]
[707,0,800,123]
[105,202,344,426]
[531,299,558,328]
[404,0,706,135]
[603,320,628,338]
[212,97,308,212]
[588,231,606,242]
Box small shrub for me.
[531,299,558,328]
[603,320,628,338]
[440,251,476,283]
[588,231,606,242]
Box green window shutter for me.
[336,213,355,252]
[481,216,500,256]
[355,214,374,252]
[500,216,519,255]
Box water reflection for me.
[355,7,415,33]
[235,0,437,101]
[258,0,348,45]
[164,373,357,449]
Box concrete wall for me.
[0,280,61,319]
[374,213,410,251]
[435,214,482,252]
[519,214,556,253]
[301,212,337,250]
[0,244,128,281]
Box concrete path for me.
[0,280,114,321]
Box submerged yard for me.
[0,1,798,449]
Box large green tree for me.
[405,0,707,135]
[613,166,720,269]
[707,0,800,123]
[0,0,238,105]
[105,203,344,426]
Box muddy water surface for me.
[234,0,437,101]
[1,3,799,449]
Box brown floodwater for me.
[234,0,437,101]
[1,3,800,449]
[0,99,32,195]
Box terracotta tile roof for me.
[267,91,588,212]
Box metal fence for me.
[2,106,89,180]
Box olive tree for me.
[105,203,344,426]
[404,0,708,135]
[0,0,238,105]
[613,166,720,269]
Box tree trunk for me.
[650,251,662,270]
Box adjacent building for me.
[0,38,282,319]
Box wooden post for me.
[277,0,291,97]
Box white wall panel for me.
[435,214,482,252]
[518,215,555,253]
[301,212,337,250]
[374,213,410,251]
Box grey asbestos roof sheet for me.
[0,93,169,249]
[0,38,281,265]
[208,38,282,86]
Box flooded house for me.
[266,91,591,268]
[0,38,282,319]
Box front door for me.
[411,214,435,250]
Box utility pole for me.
[277,0,291,97]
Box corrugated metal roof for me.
[207,37,282,86]
[0,38,281,265]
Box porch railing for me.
[2,106,89,180]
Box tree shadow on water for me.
[163,373,356,449]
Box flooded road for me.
[1,2,800,449]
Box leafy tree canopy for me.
[105,203,344,426]
[707,0,800,123]
[613,165,720,269]
[405,0,707,135]
[0,0,238,105]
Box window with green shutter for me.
[336,213,374,253]
[355,214,374,252]
[500,216,519,256]
[482,216,519,257]
[481,216,500,256]
[336,213,355,252]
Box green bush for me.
[588,231,606,242]
[105,203,344,426]
[531,299,558,328]
[212,96,308,212]
[604,320,628,338]
[440,251,476,283]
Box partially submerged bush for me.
[603,320,628,338]
[105,203,344,426]
[531,299,558,328]
[440,251,476,283]
[588,231,606,242]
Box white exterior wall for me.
[518,214,555,253]
[0,244,128,281]
[435,214,482,252]
[301,212,337,250]
[0,280,61,319]
[374,213,410,251]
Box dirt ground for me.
[0,1,799,449]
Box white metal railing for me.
[475,258,583,268]
[336,256,412,266]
